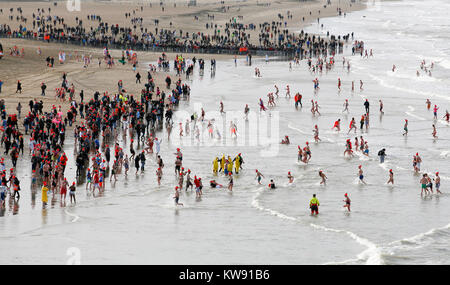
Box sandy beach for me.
[0,0,365,114]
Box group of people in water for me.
[0,2,446,217]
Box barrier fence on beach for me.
[0,33,301,59]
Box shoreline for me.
[0,0,368,116]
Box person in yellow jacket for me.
[227,156,233,174]
[309,194,319,215]
[234,154,241,174]
[41,181,49,209]
[220,154,225,172]
[213,157,219,173]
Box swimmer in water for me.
[297,146,303,162]
[387,169,394,184]
[281,135,290,144]
[319,170,327,185]
[287,171,294,183]
[210,180,223,188]
[332,119,341,131]
[426,99,431,110]
[268,179,276,189]
[255,169,265,184]
[173,186,184,206]
[348,117,357,134]
[434,172,442,194]
[343,193,351,212]
[358,165,366,184]
[432,124,438,139]
[259,98,267,112]
[285,85,291,98]
[414,152,422,173]
[313,125,321,143]
[443,110,450,123]
[228,173,234,191]
[403,119,408,136]
[420,174,429,195]
[244,104,250,120]
[304,142,312,162]
[220,101,225,114]
[342,99,349,113]
[433,105,439,120]
[344,139,354,157]
[185,169,193,191]
[314,101,321,116]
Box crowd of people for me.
[0,3,446,218]
[0,3,353,59]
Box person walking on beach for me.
[16,103,22,118]
[136,72,141,84]
[0,80,3,93]
[16,80,22,93]
[310,194,319,215]
[41,82,47,96]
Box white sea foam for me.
[252,188,383,264]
